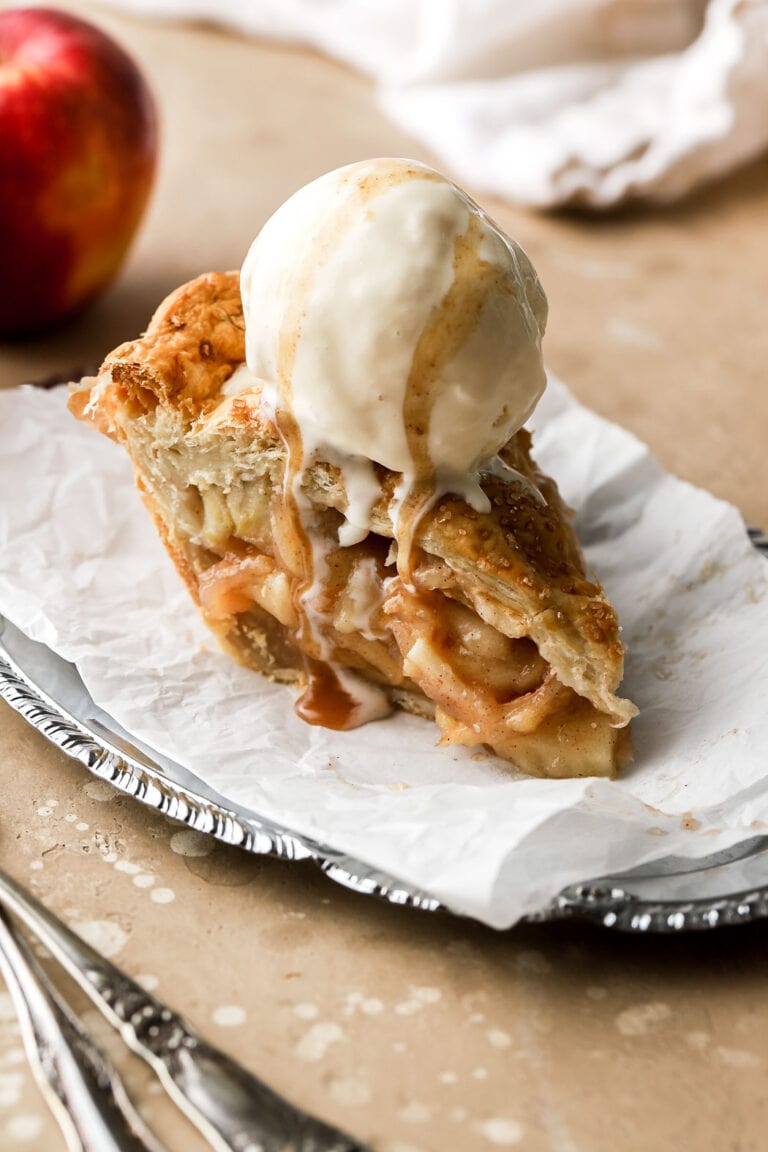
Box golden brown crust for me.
[68,271,637,778]
[105,271,246,420]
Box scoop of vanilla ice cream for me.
[241,158,547,485]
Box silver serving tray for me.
[2,526,767,934]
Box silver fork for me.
[0,908,167,1152]
[0,869,366,1152]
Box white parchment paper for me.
[1,379,767,928]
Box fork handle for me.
[0,910,167,1152]
[0,869,366,1152]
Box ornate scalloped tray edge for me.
[1,526,766,934]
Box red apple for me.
[0,7,158,336]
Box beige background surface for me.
[1,4,768,1149]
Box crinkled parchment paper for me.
[1,378,766,928]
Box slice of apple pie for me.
[70,269,637,778]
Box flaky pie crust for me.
[69,271,637,778]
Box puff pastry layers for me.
[69,271,637,778]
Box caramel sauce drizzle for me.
[396,213,506,587]
[270,161,437,729]
[293,657,361,731]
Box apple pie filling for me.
[68,270,636,777]
[163,448,606,764]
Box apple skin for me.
[0,7,158,337]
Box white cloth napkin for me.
[101,0,768,206]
